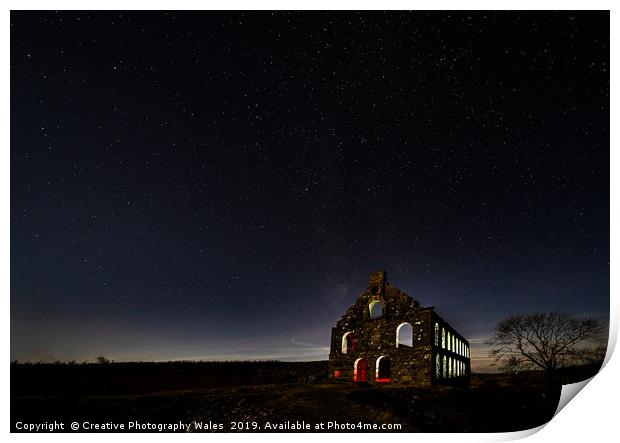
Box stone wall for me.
[328,271,470,386]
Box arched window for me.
[434,323,439,346]
[448,357,452,377]
[442,355,447,378]
[369,300,382,318]
[375,356,391,382]
[435,353,441,380]
[447,331,451,351]
[441,328,446,349]
[354,358,369,382]
[341,332,356,354]
[396,322,413,348]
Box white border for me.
[4,3,616,442]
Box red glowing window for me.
[375,356,391,382]
[354,358,369,382]
[342,332,356,354]
[333,370,341,378]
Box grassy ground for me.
[11,361,601,433]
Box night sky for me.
[11,11,609,369]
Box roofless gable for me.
[328,270,470,386]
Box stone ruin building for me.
[328,270,470,386]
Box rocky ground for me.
[11,361,599,433]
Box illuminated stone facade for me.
[328,270,470,386]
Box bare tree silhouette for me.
[487,312,604,376]
[96,355,111,364]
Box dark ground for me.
[11,360,601,433]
